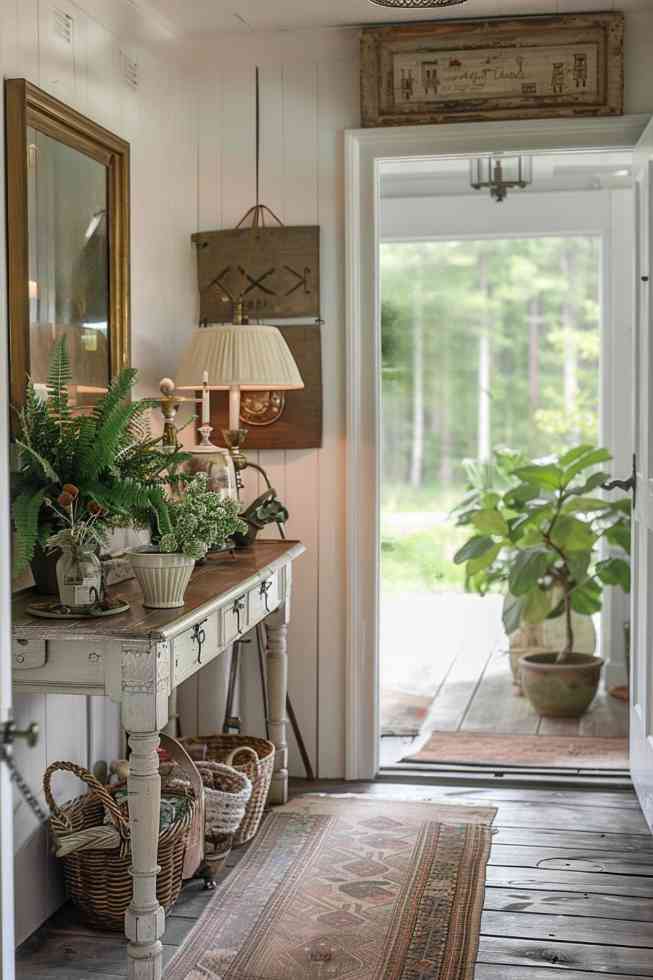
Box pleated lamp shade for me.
[176,323,304,391]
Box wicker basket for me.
[181,735,274,845]
[167,762,252,884]
[44,754,199,931]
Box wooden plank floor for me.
[16,781,653,979]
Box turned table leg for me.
[265,614,289,804]
[125,732,165,980]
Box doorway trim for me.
[345,113,650,782]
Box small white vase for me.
[128,548,195,609]
[56,547,102,610]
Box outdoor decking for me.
[381,591,628,769]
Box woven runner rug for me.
[403,732,629,770]
[165,795,496,980]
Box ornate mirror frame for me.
[5,78,130,413]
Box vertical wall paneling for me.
[187,32,361,778]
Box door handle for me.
[602,454,637,508]
[2,721,40,748]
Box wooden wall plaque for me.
[203,325,323,451]
[192,226,320,322]
[361,13,624,128]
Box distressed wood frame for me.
[361,13,624,129]
[5,78,131,415]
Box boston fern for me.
[12,337,189,575]
[452,445,631,663]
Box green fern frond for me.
[14,439,60,484]
[12,488,47,575]
[92,368,138,429]
[46,337,72,431]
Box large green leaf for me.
[596,557,631,593]
[502,593,526,635]
[605,520,631,553]
[568,472,610,496]
[453,535,496,565]
[559,444,596,467]
[504,483,541,506]
[471,509,509,537]
[567,550,592,587]
[570,578,603,615]
[563,496,611,514]
[562,448,612,486]
[466,543,501,576]
[509,547,555,596]
[513,464,564,490]
[523,587,553,625]
[550,515,597,552]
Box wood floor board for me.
[492,827,653,852]
[435,787,640,809]
[490,843,653,876]
[484,887,653,922]
[477,935,653,975]
[16,970,124,980]
[422,646,492,732]
[15,933,179,976]
[461,654,540,735]
[481,909,653,948]
[475,966,653,980]
[486,865,653,898]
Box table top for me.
[12,540,305,643]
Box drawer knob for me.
[15,655,25,664]
[88,652,101,663]
[192,622,207,663]
[233,599,246,635]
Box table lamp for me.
[175,317,304,486]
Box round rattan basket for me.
[44,759,198,931]
[181,735,274,845]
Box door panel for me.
[631,120,653,830]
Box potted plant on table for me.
[11,337,190,596]
[129,474,247,609]
[452,445,631,718]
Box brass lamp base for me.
[222,428,250,473]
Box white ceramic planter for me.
[128,548,195,609]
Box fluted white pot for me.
[128,548,195,609]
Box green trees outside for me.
[381,236,601,592]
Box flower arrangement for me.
[45,483,107,559]
[157,474,247,561]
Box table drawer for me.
[12,638,47,670]
[172,613,219,687]
[222,594,249,645]
[250,572,281,622]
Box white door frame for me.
[345,114,650,782]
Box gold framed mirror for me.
[5,78,130,415]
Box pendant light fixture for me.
[369,0,469,7]
[470,156,533,203]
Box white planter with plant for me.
[45,485,107,610]
[129,474,247,609]
[453,445,631,719]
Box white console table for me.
[11,539,305,980]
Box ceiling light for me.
[369,0,468,7]
[470,156,533,203]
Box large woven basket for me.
[181,735,274,845]
[44,753,199,931]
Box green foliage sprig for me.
[452,445,631,663]
[12,337,191,575]
[158,474,247,561]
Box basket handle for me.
[223,745,260,773]
[160,733,205,878]
[43,761,129,836]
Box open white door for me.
[0,320,16,976]
[631,116,653,831]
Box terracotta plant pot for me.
[128,548,195,609]
[519,651,604,719]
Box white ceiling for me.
[138,0,646,38]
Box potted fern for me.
[452,445,631,718]
[128,474,246,608]
[12,337,189,595]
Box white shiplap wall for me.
[1,0,197,942]
[176,32,359,780]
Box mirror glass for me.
[27,126,109,408]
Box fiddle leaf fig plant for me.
[452,445,631,664]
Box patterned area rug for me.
[165,795,496,980]
[403,732,629,770]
